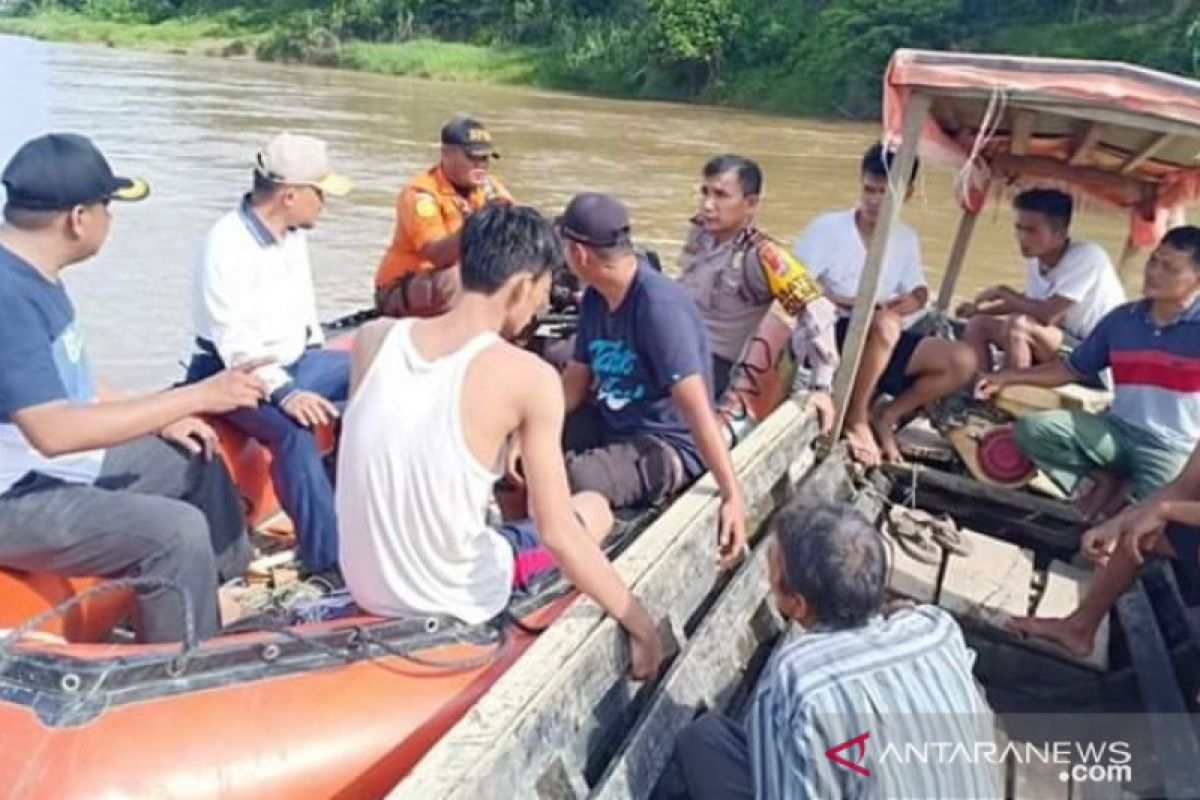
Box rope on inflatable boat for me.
[247,618,511,674]
[0,576,199,670]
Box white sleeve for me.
[792,221,828,280]
[898,228,927,292]
[198,232,294,395]
[1049,243,1110,303]
[297,237,324,347]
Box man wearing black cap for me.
[375,116,513,318]
[558,192,747,565]
[0,133,266,643]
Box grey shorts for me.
[563,405,687,509]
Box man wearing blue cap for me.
[0,133,266,643]
[557,192,747,566]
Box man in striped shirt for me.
[665,501,998,800]
[979,226,1200,520]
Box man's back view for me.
[338,203,662,678]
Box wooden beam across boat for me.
[391,401,821,800]
[882,463,1084,534]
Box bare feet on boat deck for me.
[1007,615,1096,658]
[870,413,905,464]
[845,421,882,466]
[1071,473,1128,522]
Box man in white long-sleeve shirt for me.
[185,133,352,575]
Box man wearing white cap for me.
[186,132,353,576]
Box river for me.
[0,34,1135,390]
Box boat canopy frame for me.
[830,48,1200,440]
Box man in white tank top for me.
[337,204,662,679]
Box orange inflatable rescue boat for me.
[0,307,799,799]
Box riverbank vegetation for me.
[4,1,1199,118]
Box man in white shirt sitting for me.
[185,133,352,577]
[960,188,1125,373]
[794,143,975,465]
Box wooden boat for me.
[392,49,1200,799]
[0,300,803,798]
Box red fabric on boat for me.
[882,49,1200,246]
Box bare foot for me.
[870,413,905,464]
[1007,615,1095,658]
[1071,472,1122,521]
[845,421,882,466]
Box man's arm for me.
[980,286,1074,327]
[417,231,463,269]
[519,360,661,679]
[672,374,747,567]
[562,361,592,414]
[883,285,929,316]
[12,365,267,456]
[977,358,1076,398]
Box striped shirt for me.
[749,606,999,800]
[1068,299,1200,453]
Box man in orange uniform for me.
[374,116,513,317]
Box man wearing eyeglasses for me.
[185,132,352,578]
[374,116,513,318]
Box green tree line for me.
[11,0,1200,117]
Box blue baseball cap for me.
[2,133,149,211]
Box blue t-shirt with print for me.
[573,258,713,475]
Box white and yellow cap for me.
[255,133,352,197]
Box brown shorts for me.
[563,404,686,509]
[375,267,461,318]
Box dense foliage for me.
[10,0,1200,117]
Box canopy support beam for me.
[1068,122,1103,166]
[936,207,981,312]
[1011,109,1036,156]
[1119,133,1172,175]
[830,91,931,442]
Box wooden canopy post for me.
[830,92,932,441]
[936,207,980,312]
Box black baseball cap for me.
[557,192,632,248]
[440,116,499,159]
[2,133,149,211]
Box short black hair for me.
[460,202,563,294]
[861,142,920,185]
[1014,188,1073,230]
[2,204,62,230]
[251,170,284,200]
[772,500,885,629]
[703,154,763,196]
[1160,225,1200,269]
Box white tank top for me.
[336,320,513,623]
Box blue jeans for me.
[186,348,349,573]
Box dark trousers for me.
[187,348,349,573]
[0,436,251,643]
[656,712,754,800]
[563,404,686,509]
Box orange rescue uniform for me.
[375,164,512,289]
